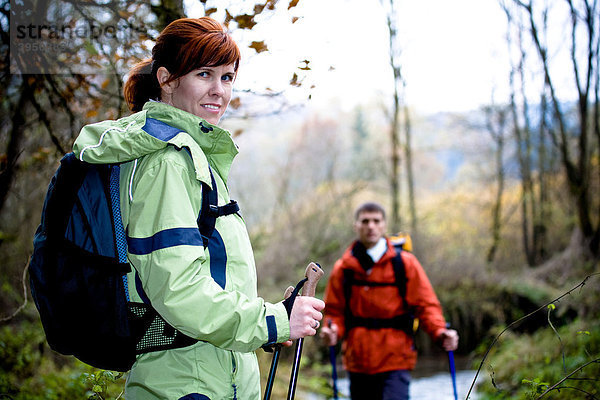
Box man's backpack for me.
[342,233,419,337]
[29,152,238,371]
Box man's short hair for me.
[354,202,386,221]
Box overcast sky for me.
[187,0,510,115]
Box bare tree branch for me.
[0,259,29,323]
[536,357,600,399]
[466,272,600,399]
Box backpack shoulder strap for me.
[108,163,132,301]
[342,268,355,333]
[196,168,240,248]
[342,268,354,304]
[391,243,408,304]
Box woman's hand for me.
[288,296,325,340]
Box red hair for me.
[124,17,241,112]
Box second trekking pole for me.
[327,320,339,400]
[448,350,458,400]
[446,322,458,400]
[286,262,324,400]
[263,286,294,400]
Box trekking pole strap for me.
[282,277,307,317]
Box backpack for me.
[29,152,239,371]
[342,233,419,337]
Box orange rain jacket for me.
[323,238,447,374]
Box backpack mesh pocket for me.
[129,302,197,354]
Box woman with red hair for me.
[73,17,324,399]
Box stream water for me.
[304,355,485,400]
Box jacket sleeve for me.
[125,149,290,352]
[323,259,348,339]
[403,252,447,340]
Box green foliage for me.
[82,370,125,400]
[0,320,126,399]
[476,318,600,399]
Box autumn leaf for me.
[224,10,233,27]
[249,41,268,54]
[101,79,110,89]
[233,129,244,137]
[205,7,217,17]
[288,0,300,9]
[291,16,299,23]
[298,59,311,70]
[234,14,257,30]
[290,72,301,87]
[86,109,98,118]
[266,0,277,10]
[229,97,242,109]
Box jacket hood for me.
[72,101,239,184]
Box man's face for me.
[353,211,387,249]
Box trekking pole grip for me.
[301,262,323,297]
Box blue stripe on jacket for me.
[127,227,229,290]
[266,315,277,345]
[127,227,203,255]
[207,229,227,289]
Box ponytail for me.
[123,58,161,112]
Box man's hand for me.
[437,329,459,352]
[319,320,339,347]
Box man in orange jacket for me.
[320,202,459,400]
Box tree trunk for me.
[384,0,402,231]
[485,106,507,263]
[0,81,31,216]
[513,0,599,255]
[403,101,417,237]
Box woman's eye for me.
[222,74,234,82]
[197,71,209,77]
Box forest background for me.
[1,0,599,399]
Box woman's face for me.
[161,64,236,125]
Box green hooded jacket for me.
[73,101,289,399]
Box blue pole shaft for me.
[263,345,281,400]
[448,350,458,400]
[329,345,338,399]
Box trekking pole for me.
[263,285,294,400]
[327,320,339,400]
[286,262,324,400]
[446,323,458,400]
[448,350,458,400]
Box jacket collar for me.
[343,238,395,272]
[142,101,239,185]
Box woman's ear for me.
[156,66,172,93]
